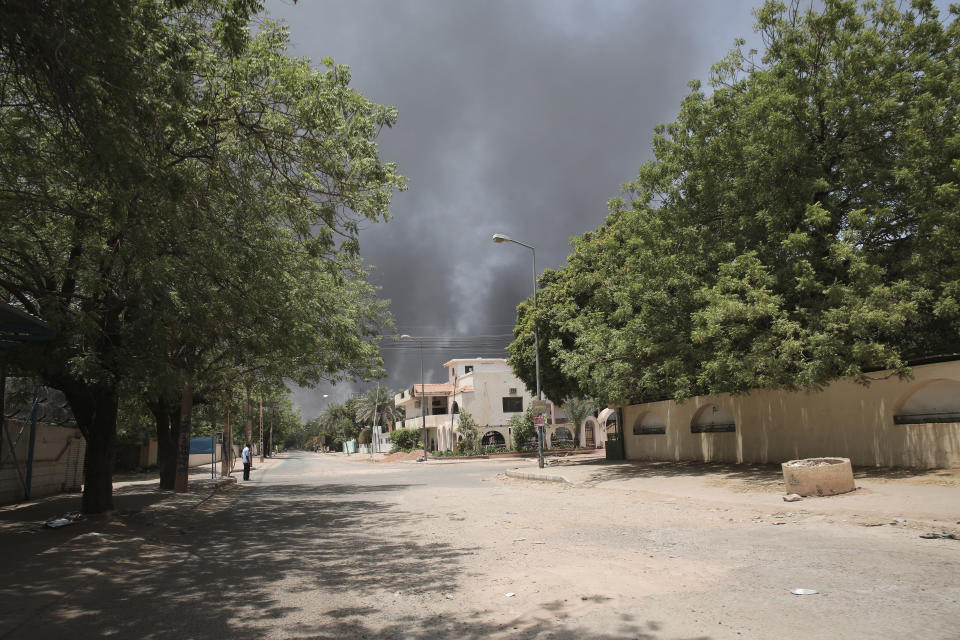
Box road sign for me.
[533,415,545,427]
[530,399,550,413]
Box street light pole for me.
[492,233,544,469]
[400,334,428,462]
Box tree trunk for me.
[151,399,181,490]
[67,386,119,514]
[1,362,6,424]
[173,373,194,493]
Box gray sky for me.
[269,0,762,419]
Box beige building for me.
[616,359,960,468]
[394,358,572,451]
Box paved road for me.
[1,452,958,639]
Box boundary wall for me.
[619,360,960,468]
[1,420,85,504]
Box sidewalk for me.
[0,454,286,536]
[0,457,281,640]
[505,452,960,532]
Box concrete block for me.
[782,457,855,497]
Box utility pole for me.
[221,403,232,477]
[268,403,274,457]
[245,384,252,448]
[258,396,264,463]
[371,383,379,455]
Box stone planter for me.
[781,457,856,497]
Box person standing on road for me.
[242,442,252,481]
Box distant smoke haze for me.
[266,0,763,419]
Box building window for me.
[502,397,523,413]
[508,387,517,395]
[465,365,473,374]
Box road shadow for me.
[0,476,713,640]
[569,459,785,489]
[555,457,955,490]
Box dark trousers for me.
[243,463,251,480]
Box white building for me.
[394,357,594,452]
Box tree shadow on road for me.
[0,479,712,640]
[570,459,785,490]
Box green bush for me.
[391,428,421,452]
[510,407,537,451]
[455,409,480,452]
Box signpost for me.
[531,400,549,469]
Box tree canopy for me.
[0,0,403,511]
[508,0,960,407]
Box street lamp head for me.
[492,233,511,244]
[399,334,413,341]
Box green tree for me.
[455,409,480,453]
[355,387,400,429]
[390,428,420,451]
[0,2,403,511]
[563,397,595,448]
[509,0,960,406]
[510,407,537,451]
[316,402,358,450]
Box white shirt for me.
[241,446,251,464]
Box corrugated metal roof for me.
[0,302,55,349]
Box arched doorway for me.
[584,418,597,447]
[481,430,506,447]
[550,426,573,449]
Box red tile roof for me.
[413,383,454,396]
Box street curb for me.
[505,470,571,485]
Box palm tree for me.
[317,402,356,449]
[355,386,399,430]
[564,397,595,448]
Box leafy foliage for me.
[455,409,480,453]
[509,407,537,451]
[509,0,960,406]
[313,402,360,449]
[354,387,400,429]
[0,1,404,510]
[390,428,421,452]
[562,397,595,447]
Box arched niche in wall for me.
[481,430,506,446]
[552,426,573,441]
[633,411,667,435]
[894,379,960,424]
[691,404,736,433]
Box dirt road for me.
[0,452,957,639]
